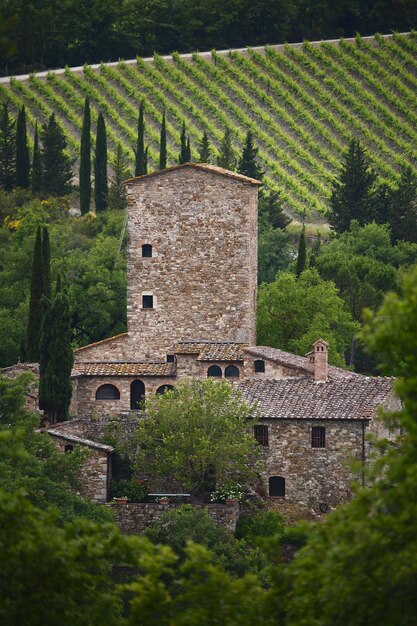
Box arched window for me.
[254,359,265,373]
[156,384,175,395]
[95,384,120,400]
[225,365,240,378]
[207,365,222,377]
[64,444,74,453]
[130,379,145,410]
[142,244,152,258]
[269,476,285,497]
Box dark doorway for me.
[130,380,145,410]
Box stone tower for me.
[125,163,260,359]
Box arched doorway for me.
[130,380,145,410]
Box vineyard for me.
[1,32,417,217]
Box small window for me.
[254,425,268,447]
[207,365,222,377]
[142,295,153,309]
[269,476,285,497]
[142,244,152,257]
[156,384,175,395]
[254,359,265,373]
[225,365,240,378]
[96,384,120,400]
[166,354,175,363]
[64,444,74,453]
[312,426,326,448]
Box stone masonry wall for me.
[108,501,240,534]
[74,334,129,363]
[261,419,366,519]
[125,166,258,360]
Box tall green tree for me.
[31,122,42,194]
[388,166,417,244]
[40,286,73,423]
[108,141,130,210]
[42,226,51,299]
[328,138,376,233]
[26,226,45,362]
[159,110,167,170]
[259,190,290,230]
[94,112,108,212]
[238,130,263,180]
[199,130,211,163]
[134,100,147,176]
[216,127,235,170]
[178,121,189,164]
[0,102,16,191]
[41,113,73,196]
[295,223,307,278]
[15,105,30,189]
[79,96,91,215]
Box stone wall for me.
[108,501,240,534]
[125,166,258,360]
[261,419,366,519]
[74,333,129,362]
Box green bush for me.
[235,511,285,543]
[109,479,148,502]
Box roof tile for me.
[73,362,176,377]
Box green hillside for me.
[1,32,417,217]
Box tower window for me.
[254,425,268,446]
[269,476,285,497]
[166,354,175,363]
[207,365,222,377]
[96,384,120,400]
[142,244,152,257]
[142,295,154,309]
[254,359,265,373]
[312,426,326,448]
[225,365,240,378]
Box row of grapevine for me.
[1,33,416,216]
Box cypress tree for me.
[26,226,45,362]
[178,121,189,164]
[31,122,42,195]
[135,101,147,176]
[296,224,307,278]
[108,141,130,210]
[0,102,16,191]
[199,131,211,163]
[259,190,290,229]
[328,138,376,233]
[39,286,73,424]
[216,127,235,170]
[238,130,263,180]
[186,137,191,162]
[42,226,51,299]
[41,113,73,196]
[79,96,91,214]
[94,112,108,212]
[38,294,52,411]
[15,105,30,189]
[144,146,148,175]
[389,166,417,244]
[159,111,167,170]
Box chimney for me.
[311,339,329,383]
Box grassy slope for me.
[1,32,416,218]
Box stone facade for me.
[108,501,240,534]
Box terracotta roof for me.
[245,346,359,381]
[239,377,395,420]
[73,361,176,377]
[74,333,128,353]
[125,162,262,186]
[174,341,246,361]
[46,429,114,453]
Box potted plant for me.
[113,496,129,504]
[210,483,243,504]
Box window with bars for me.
[254,425,269,447]
[312,426,326,448]
[269,476,285,497]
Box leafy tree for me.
[41,113,73,196]
[257,269,358,366]
[159,110,167,170]
[216,127,235,170]
[258,214,291,285]
[295,223,307,278]
[132,378,262,497]
[79,96,91,214]
[15,105,30,189]
[26,226,45,362]
[178,121,189,164]
[109,141,130,210]
[259,190,290,230]
[31,121,42,194]
[328,138,376,233]
[199,130,211,163]
[134,100,147,176]
[94,112,108,211]
[0,102,16,191]
[388,166,417,244]
[238,130,263,180]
